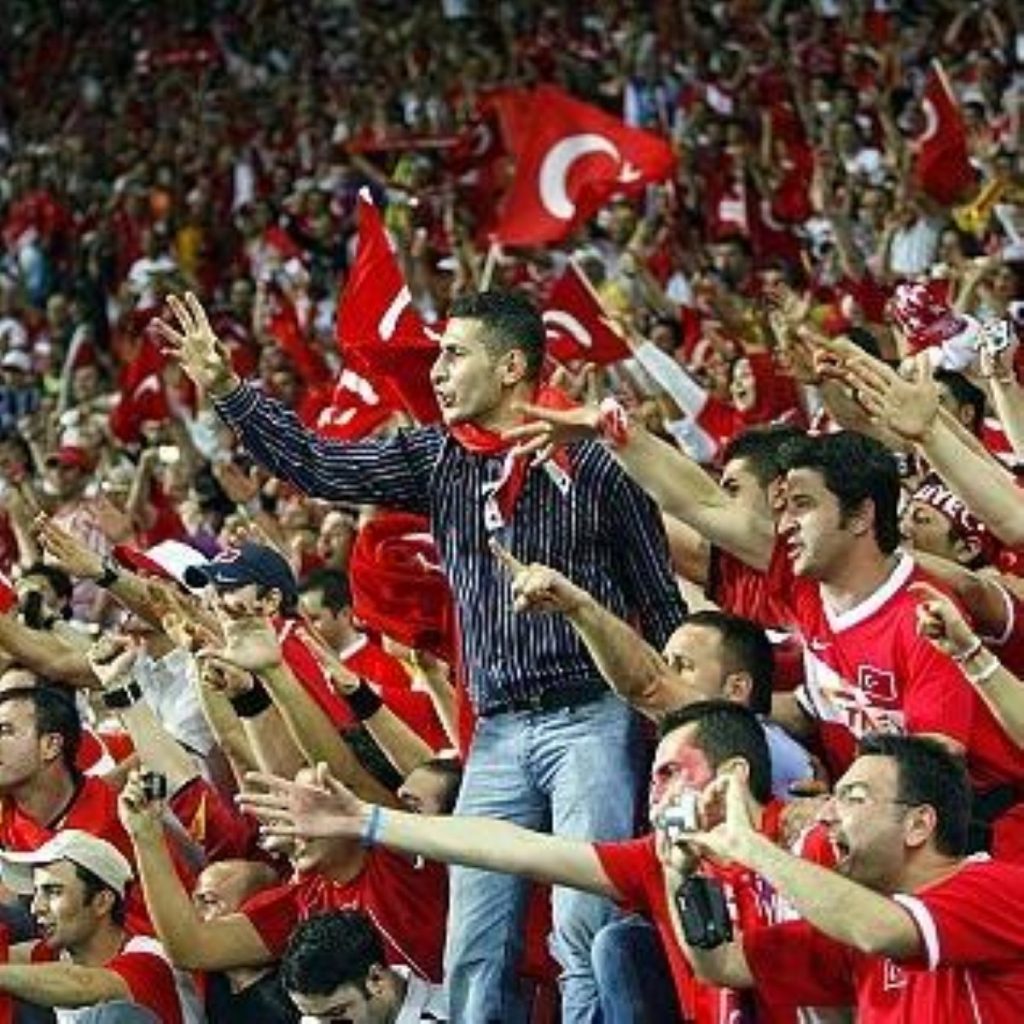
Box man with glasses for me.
[282,910,447,1023]
[673,734,1024,1023]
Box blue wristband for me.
[360,805,383,848]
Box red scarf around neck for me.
[450,386,575,529]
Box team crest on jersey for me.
[857,665,897,702]
[882,960,907,991]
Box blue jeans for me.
[444,694,643,1024]
[592,915,683,1024]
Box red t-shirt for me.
[241,847,447,981]
[594,802,802,1024]
[764,546,978,780]
[744,856,1024,1023]
[30,934,186,1024]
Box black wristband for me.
[102,679,143,709]
[229,678,273,718]
[95,557,121,590]
[345,681,383,721]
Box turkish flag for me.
[492,85,675,246]
[914,62,977,208]
[336,191,442,423]
[315,368,395,442]
[542,262,630,364]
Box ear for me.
[848,498,875,537]
[903,804,937,851]
[88,887,116,919]
[255,588,283,616]
[499,349,529,387]
[364,963,388,999]
[721,672,752,705]
[38,732,64,767]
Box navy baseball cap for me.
[184,542,298,604]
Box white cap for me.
[0,831,134,897]
[1,350,32,373]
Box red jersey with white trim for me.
[595,800,817,1024]
[744,856,1024,1022]
[241,846,447,981]
[764,545,975,779]
[30,934,187,1024]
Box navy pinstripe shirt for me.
[215,382,686,714]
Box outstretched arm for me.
[240,767,619,898]
[0,964,130,1008]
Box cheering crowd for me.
[1,0,1024,1022]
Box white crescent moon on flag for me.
[918,97,939,145]
[543,309,593,349]
[539,134,620,221]
[379,285,412,341]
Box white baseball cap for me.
[0,830,134,897]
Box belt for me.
[479,685,607,718]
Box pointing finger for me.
[489,538,527,576]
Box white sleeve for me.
[633,342,709,417]
[664,418,720,464]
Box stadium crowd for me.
[1,0,1024,1021]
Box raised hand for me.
[152,292,239,397]
[502,400,602,461]
[87,634,139,690]
[910,581,978,660]
[490,539,589,616]
[201,615,283,676]
[686,769,758,865]
[35,514,104,581]
[238,764,367,840]
[842,351,940,443]
[117,768,165,838]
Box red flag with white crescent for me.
[336,192,442,423]
[542,262,630,365]
[492,85,675,246]
[914,62,977,208]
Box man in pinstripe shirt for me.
[157,289,685,1024]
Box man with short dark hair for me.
[675,735,1024,1023]
[282,910,447,1023]
[160,289,683,1021]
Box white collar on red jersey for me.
[823,551,915,633]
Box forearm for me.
[239,704,308,780]
[958,647,1024,748]
[918,420,1024,546]
[374,806,615,896]
[118,700,201,794]
[0,963,127,1007]
[416,664,458,749]
[260,664,397,806]
[197,687,258,785]
[613,427,774,570]
[565,597,688,720]
[0,617,97,688]
[736,830,918,957]
[364,704,435,777]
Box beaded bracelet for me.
[964,652,1001,686]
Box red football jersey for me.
[764,546,976,779]
[744,856,1024,1023]
[31,934,187,1024]
[241,846,447,981]
[595,801,809,1024]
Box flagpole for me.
[930,58,956,108]
[480,242,501,291]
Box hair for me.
[0,685,81,774]
[779,431,901,554]
[282,910,385,997]
[857,734,971,856]
[934,370,985,436]
[298,567,352,613]
[75,864,126,927]
[720,423,805,489]
[684,610,774,714]
[448,290,546,381]
[418,755,464,814]
[659,700,772,805]
[0,431,35,474]
[650,315,682,346]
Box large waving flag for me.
[914,62,977,208]
[492,85,675,246]
[336,191,441,423]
